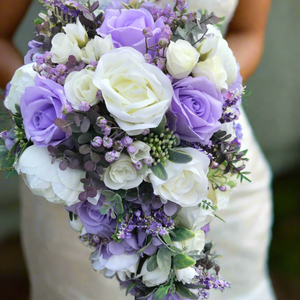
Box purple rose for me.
[98,8,164,55]
[20,76,68,147]
[170,76,224,145]
[67,196,117,237]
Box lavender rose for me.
[20,76,68,147]
[98,8,164,55]
[170,76,224,145]
[67,196,117,237]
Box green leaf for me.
[137,235,153,254]
[99,205,110,215]
[213,212,225,223]
[126,282,136,296]
[69,211,73,221]
[151,115,166,135]
[153,286,170,300]
[138,163,149,174]
[117,189,127,198]
[112,194,122,204]
[175,283,198,300]
[170,227,195,242]
[151,163,168,181]
[78,132,92,144]
[183,283,206,289]
[173,254,196,270]
[13,116,23,129]
[115,202,124,214]
[102,190,115,202]
[147,254,158,272]
[157,247,171,275]
[168,149,193,164]
[162,234,172,245]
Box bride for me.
[0,0,275,299]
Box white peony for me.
[50,33,82,64]
[93,47,173,135]
[4,63,37,114]
[15,145,98,206]
[175,267,198,284]
[193,25,238,90]
[64,69,99,109]
[81,35,114,64]
[177,203,214,231]
[91,250,140,278]
[166,39,200,79]
[63,17,88,48]
[103,154,144,190]
[147,148,210,207]
[140,258,168,287]
[128,141,151,163]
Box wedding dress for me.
[20,1,275,299]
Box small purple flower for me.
[24,40,43,65]
[102,125,111,136]
[55,64,67,76]
[35,55,44,65]
[96,116,107,128]
[143,157,153,166]
[133,161,143,170]
[219,186,226,192]
[113,140,123,151]
[127,144,137,155]
[0,130,15,151]
[43,51,52,62]
[61,104,72,114]
[156,58,166,70]
[105,150,120,162]
[143,27,153,38]
[103,136,113,148]
[20,76,69,147]
[121,136,133,147]
[91,136,103,148]
[144,53,153,64]
[79,101,90,112]
[158,38,169,48]
[210,161,219,170]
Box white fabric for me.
[20,1,275,299]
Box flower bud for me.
[96,116,107,128]
[91,136,102,147]
[133,161,143,170]
[121,136,133,147]
[127,144,137,155]
[142,27,153,38]
[103,136,113,148]
[61,104,73,115]
[158,38,169,48]
[78,101,90,112]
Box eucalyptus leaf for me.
[175,283,198,300]
[157,247,171,275]
[99,205,110,215]
[170,227,195,242]
[126,282,136,296]
[112,194,122,203]
[153,286,170,300]
[168,149,193,164]
[147,254,158,272]
[78,132,92,144]
[173,254,196,270]
[162,234,172,245]
[115,202,124,214]
[151,163,168,181]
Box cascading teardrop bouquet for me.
[0,1,250,299]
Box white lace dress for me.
[20,1,275,299]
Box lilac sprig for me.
[117,209,175,240]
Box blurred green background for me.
[0,0,299,299]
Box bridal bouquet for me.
[0,1,249,299]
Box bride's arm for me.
[0,0,32,89]
[226,0,272,82]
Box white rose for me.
[103,154,144,190]
[140,258,168,287]
[93,47,173,135]
[64,69,98,109]
[15,145,98,206]
[166,40,200,79]
[173,229,205,255]
[69,215,83,232]
[192,56,228,90]
[193,25,238,90]
[63,17,88,48]
[177,203,214,231]
[50,33,82,64]
[148,148,210,207]
[81,35,114,64]
[4,64,37,114]
[175,267,198,284]
[128,141,151,163]
[220,121,236,142]
[91,250,140,278]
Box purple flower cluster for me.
[117,209,175,240]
